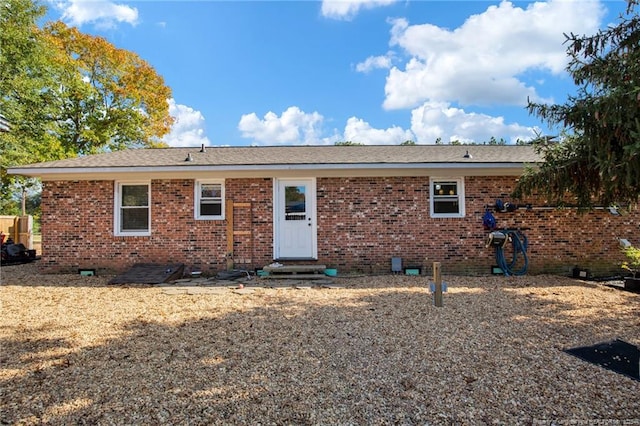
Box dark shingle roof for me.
[12,145,540,170]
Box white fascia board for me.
[9,162,535,180]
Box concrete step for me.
[261,273,329,280]
[262,264,326,274]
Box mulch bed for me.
[1,262,639,425]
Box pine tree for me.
[514,1,640,209]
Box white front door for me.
[274,178,317,259]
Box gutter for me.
[8,161,538,178]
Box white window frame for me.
[114,181,151,237]
[195,179,225,220]
[429,177,465,218]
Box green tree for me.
[45,21,173,155]
[400,140,416,145]
[0,0,60,212]
[486,136,506,145]
[515,138,533,145]
[0,1,174,213]
[334,141,364,146]
[514,0,640,209]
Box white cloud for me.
[410,101,538,144]
[335,102,537,145]
[342,117,415,145]
[238,107,324,145]
[55,0,138,28]
[163,99,211,148]
[237,103,536,146]
[384,0,605,109]
[321,0,397,21]
[355,53,394,73]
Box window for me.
[285,185,306,221]
[195,180,225,220]
[115,182,150,236]
[430,178,465,218]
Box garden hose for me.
[494,229,529,276]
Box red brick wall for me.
[317,176,638,275]
[40,176,638,276]
[40,178,273,274]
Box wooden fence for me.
[0,215,33,249]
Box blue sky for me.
[44,0,627,147]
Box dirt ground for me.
[1,262,639,425]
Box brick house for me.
[8,145,638,276]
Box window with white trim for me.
[430,178,465,218]
[115,182,151,236]
[195,180,225,220]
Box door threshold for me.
[275,258,318,261]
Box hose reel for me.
[486,231,509,248]
[486,229,529,276]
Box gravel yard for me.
[1,262,639,425]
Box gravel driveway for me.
[1,262,639,425]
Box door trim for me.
[273,178,318,260]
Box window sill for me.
[115,232,151,237]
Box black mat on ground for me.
[564,339,639,381]
[109,263,184,284]
[217,269,250,280]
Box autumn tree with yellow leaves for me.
[0,0,173,210]
[44,21,173,155]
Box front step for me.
[262,264,327,279]
[263,274,329,280]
